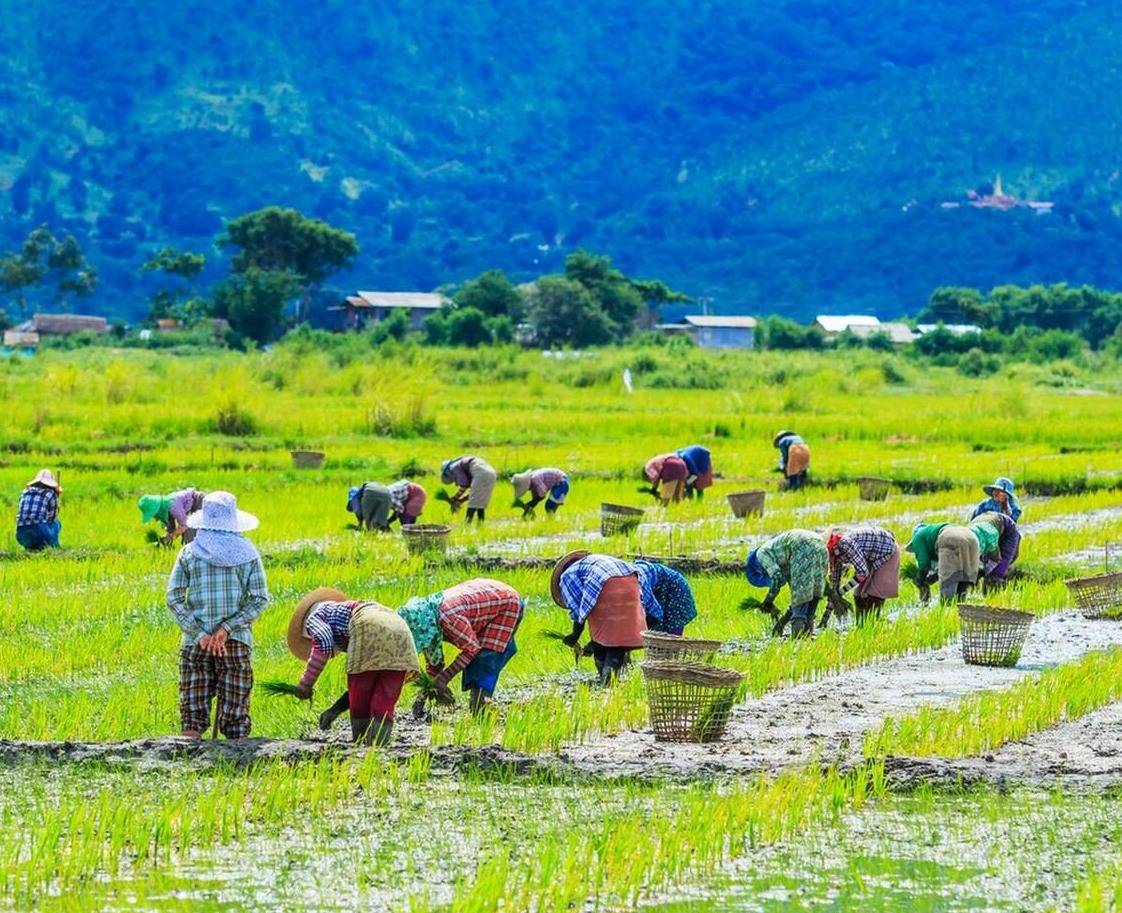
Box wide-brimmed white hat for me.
[186,491,259,532]
[28,468,60,490]
[512,470,533,498]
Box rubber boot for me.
[364,719,393,747]
[350,716,373,743]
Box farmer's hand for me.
[760,598,777,618]
[434,681,457,707]
[206,627,229,656]
[917,582,931,604]
[561,632,580,648]
[293,683,312,701]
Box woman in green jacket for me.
[906,522,980,603]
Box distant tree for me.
[211,267,300,344]
[564,249,642,336]
[421,312,450,345]
[923,287,991,326]
[524,276,613,347]
[759,316,824,350]
[446,307,492,347]
[369,309,410,345]
[0,225,97,318]
[486,314,515,344]
[631,278,691,327]
[454,269,523,321]
[140,247,207,322]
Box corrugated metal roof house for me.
[334,291,448,331]
[658,314,757,349]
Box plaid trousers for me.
[179,640,254,738]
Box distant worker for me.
[824,526,900,625]
[346,481,394,531]
[773,431,811,491]
[970,477,1022,523]
[15,468,62,551]
[512,467,570,518]
[675,445,714,498]
[906,522,979,604]
[642,452,690,503]
[138,488,205,545]
[552,551,645,684]
[635,559,698,635]
[388,479,427,526]
[746,529,828,637]
[970,511,1022,588]
[441,455,498,523]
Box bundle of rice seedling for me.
[435,489,454,505]
[738,595,768,612]
[259,680,302,698]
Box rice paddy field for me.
[4,342,1122,911]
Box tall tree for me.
[140,247,207,322]
[211,267,301,345]
[0,226,96,318]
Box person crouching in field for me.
[511,467,570,518]
[441,455,498,523]
[773,431,810,491]
[552,551,646,684]
[906,522,979,604]
[824,527,900,626]
[166,492,270,739]
[970,511,1021,589]
[15,469,62,551]
[398,578,524,714]
[970,477,1023,523]
[388,479,426,526]
[347,481,394,531]
[675,445,714,498]
[745,530,828,637]
[642,452,690,503]
[287,587,420,745]
[635,559,698,635]
[138,488,205,545]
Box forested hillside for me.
[2,0,1121,321]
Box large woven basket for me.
[641,661,744,743]
[857,476,891,501]
[727,490,765,518]
[402,523,452,555]
[958,604,1034,667]
[641,630,723,664]
[601,503,644,537]
[1066,572,1122,619]
[291,450,325,469]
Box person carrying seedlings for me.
[906,522,979,603]
[773,431,811,491]
[745,529,828,637]
[970,511,1022,588]
[511,467,570,517]
[440,455,498,523]
[398,577,524,714]
[824,527,900,625]
[970,477,1023,523]
[138,488,205,545]
[642,452,691,503]
[635,559,698,635]
[346,481,394,531]
[286,587,420,745]
[166,491,270,739]
[15,468,62,551]
[674,445,714,498]
[387,478,427,526]
[552,551,646,684]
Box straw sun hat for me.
[287,587,348,661]
[550,549,590,607]
[28,468,60,490]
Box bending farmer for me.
[441,455,498,523]
[970,511,1021,588]
[16,469,62,551]
[512,467,570,517]
[773,431,811,491]
[824,526,900,625]
[746,529,828,637]
[642,452,690,503]
[388,479,427,526]
[906,522,979,603]
[635,559,698,636]
[138,488,205,545]
[347,481,394,531]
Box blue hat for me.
[745,549,770,588]
[440,459,455,484]
[983,477,1015,497]
[346,486,360,510]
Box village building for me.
[658,314,756,350]
[332,291,448,331]
[849,321,917,345]
[815,315,881,337]
[5,313,110,348]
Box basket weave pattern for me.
[1066,572,1122,619]
[600,503,644,537]
[290,450,325,469]
[727,490,765,518]
[857,477,890,501]
[641,661,744,742]
[641,630,722,664]
[958,604,1034,667]
[402,524,452,555]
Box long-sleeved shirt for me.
[970,496,1023,523]
[435,579,522,679]
[559,555,636,624]
[756,529,828,607]
[775,434,805,471]
[444,457,477,490]
[166,550,270,647]
[973,512,1022,580]
[636,561,697,632]
[529,468,567,499]
[830,528,897,589]
[906,523,950,579]
[16,486,58,527]
[644,454,688,484]
[167,489,200,531]
[298,600,355,688]
[388,480,426,519]
[675,446,711,479]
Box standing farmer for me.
[287,587,420,745]
[675,445,714,498]
[642,452,690,503]
[824,527,900,625]
[15,469,62,551]
[166,491,270,739]
[388,479,427,526]
[441,455,498,524]
[552,551,646,684]
[398,578,524,714]
[970,477,1022,523]
[970,511,1021,588]
[138,488,205,545]
[635,559,698,635]
[773,431,811,491]
[906,522,979,603]
[746,529,828,637]
[511,467,570,517]
[347,481,394,531]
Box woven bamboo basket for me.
[958,604,1034,667]
[290,450,325,469]
[642,661,744,742]
[641,630,723,664]
[601,503,644,537]
[402,523,452,555]
[1065,572,1122,619]
[727,490,766,518]
[857,476,891,501]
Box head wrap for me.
[745,549,771,588]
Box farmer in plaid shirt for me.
[15,469,62,551]
[746,529,828,637]
[824,527,901,625]
[398,578,524,714]
[166,491,270,739]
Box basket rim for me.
[402,523,452,535]
[726,489,766,499]
[1065,571,1122,588]
[290,450,325,457]
[640,630,724,651]
[958,603,1035,624]
[856,476,891,484]
[641,660,743,686]
[601,502,645,516]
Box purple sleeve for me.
[168,490,195,526]
[991,524,1021,579]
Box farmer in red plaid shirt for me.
[398,578,524,714]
